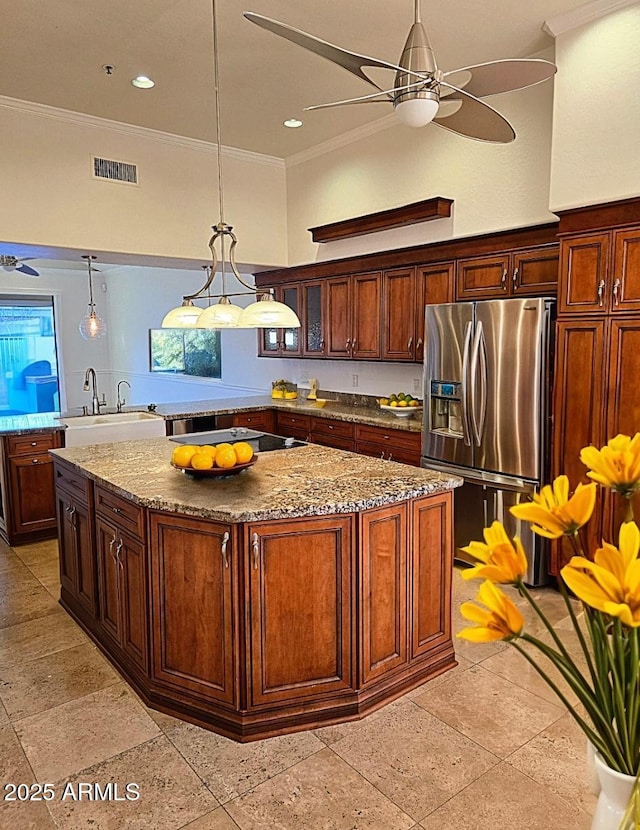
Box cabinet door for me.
[410,493,453,659]
[415,262,455,362]
[150,514,235,705]
[552,319,607,572]
[325,277,352,358]
[456,254,510,299]
[56,488,77,599]
[382,267,416,360]
[512,246,559,296]
[558,233,610,314]
[73,498,97,616]
[359,504,408,685]
[611,228,640,313]
[302,281,326,357]
[351,272,382,360]
[247,516,354,706]
[96,516,121,645]
[603,318,640,540]
[119,531,148,670]
[280,284,302,355]
[7,454,56,536]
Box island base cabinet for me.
[149,513,236,706]
[246,516,354,708]
[55,483,97,618]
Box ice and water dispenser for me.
[429,381,463,437]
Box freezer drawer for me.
[453,478,548,587]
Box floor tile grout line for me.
[0,676,124,726]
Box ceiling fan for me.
[244,1,557,143]
[0,255,40,277]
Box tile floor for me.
[0,537,596,829]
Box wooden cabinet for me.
[302,280,326,357]
[232,410,275,433]
[326,272,381,359]
[382,267,417,361]
[95,486,148,670]
[415,262,455,362]
[275,411,311,440]
[558,227,640,315]
[309,417,355,451]
[150,513,236,705]
[355,424,422,466]
[258,283,302,357]
[456,245,558,300]
[246,515,354,707]
[0,430,62,545]
[54,462,97,617]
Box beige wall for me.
[284,67,557,265]
[549,4,640,212]
[0,99,288,268]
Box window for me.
[0,295,60,415]
[149,329,222,378]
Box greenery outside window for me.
[149,329,221,378]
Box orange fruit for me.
[172,445,198,468]
[191,452,214,470]
[233,441,254,464]
[198,444,217,460]
[215,445,237,469]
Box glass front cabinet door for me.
[258,284,302,357]
[303,281,325,357]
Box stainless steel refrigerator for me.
[421,297,555,586]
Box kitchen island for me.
[51,437,461,741]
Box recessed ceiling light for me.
[283,118,303,128]
[132,75,155,89]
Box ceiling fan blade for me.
[443,59,556,99]
[244,12,430,92]
[17,264,40,277]
[434,82,515,143]
[1,265,16,272]
[305,81,428,112]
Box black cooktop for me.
[170,428,306,453]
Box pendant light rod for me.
[414,0,421,23]
[212,0,225,226]
[82,254,98,309]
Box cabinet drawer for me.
[311,434,355,452]
[356,440,420,466]
[276,412,311,438]
[355,424,421,452]
[310,417,355,440]
[232,410,275,431]
[6,432,59,457]
[54,460,91,505]
[95,485,145,540]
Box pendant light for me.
[79,255,107,339]
[161,0,300,331]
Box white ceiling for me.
[1,0,597,159]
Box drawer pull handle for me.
[512,267,519,286]
[252,533,259,570]
[32,458,39,463]
[328,425,334,430]
[597,279,605,306]
[115,540,124,567]
[345,339,351,349]
[384,435,390,440]
[501,269,508,289]
[221,531,230,568]
[111,506,122,515]
[109,535,117,555]
[31,441,37,446]
[407,337,413,351]
[613,278,621,305]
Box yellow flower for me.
[580,434,640,498]
[509,475,597,539]
[461,521,528,583]
[457,580,525,642]
[561,521,640,627]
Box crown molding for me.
[0,96,284,169]
[286,113,398,168]
[543,0,638,37]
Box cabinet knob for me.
[31,441,37,446]
[221,531,230,568]
[32,458,39,463]
[597,279,605,306]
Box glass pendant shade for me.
[79,308,107,339]
[238,296,301,328]
[161,302,202,328]
[197,297,243,328]
[394,96,439,127]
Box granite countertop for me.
[155,395,424,434]
[0,412,66,436]
[51,438,460,524]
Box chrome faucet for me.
[83,367,105,415]
[116,380,131,413]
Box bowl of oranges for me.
[378,392,423,418]
[171,441,257,478]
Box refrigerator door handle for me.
[470,321,487,446]
[461,322,473,447]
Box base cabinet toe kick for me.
[54,458,456,742]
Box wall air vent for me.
[91,156,139,185]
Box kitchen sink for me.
[59,411,166,447]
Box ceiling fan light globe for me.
[161,303,202,328]
[394,96,439,127]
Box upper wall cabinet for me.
[456,244,559,301]
[258,284,302,357]
[325,273,382,360]
[558,227,640,315]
